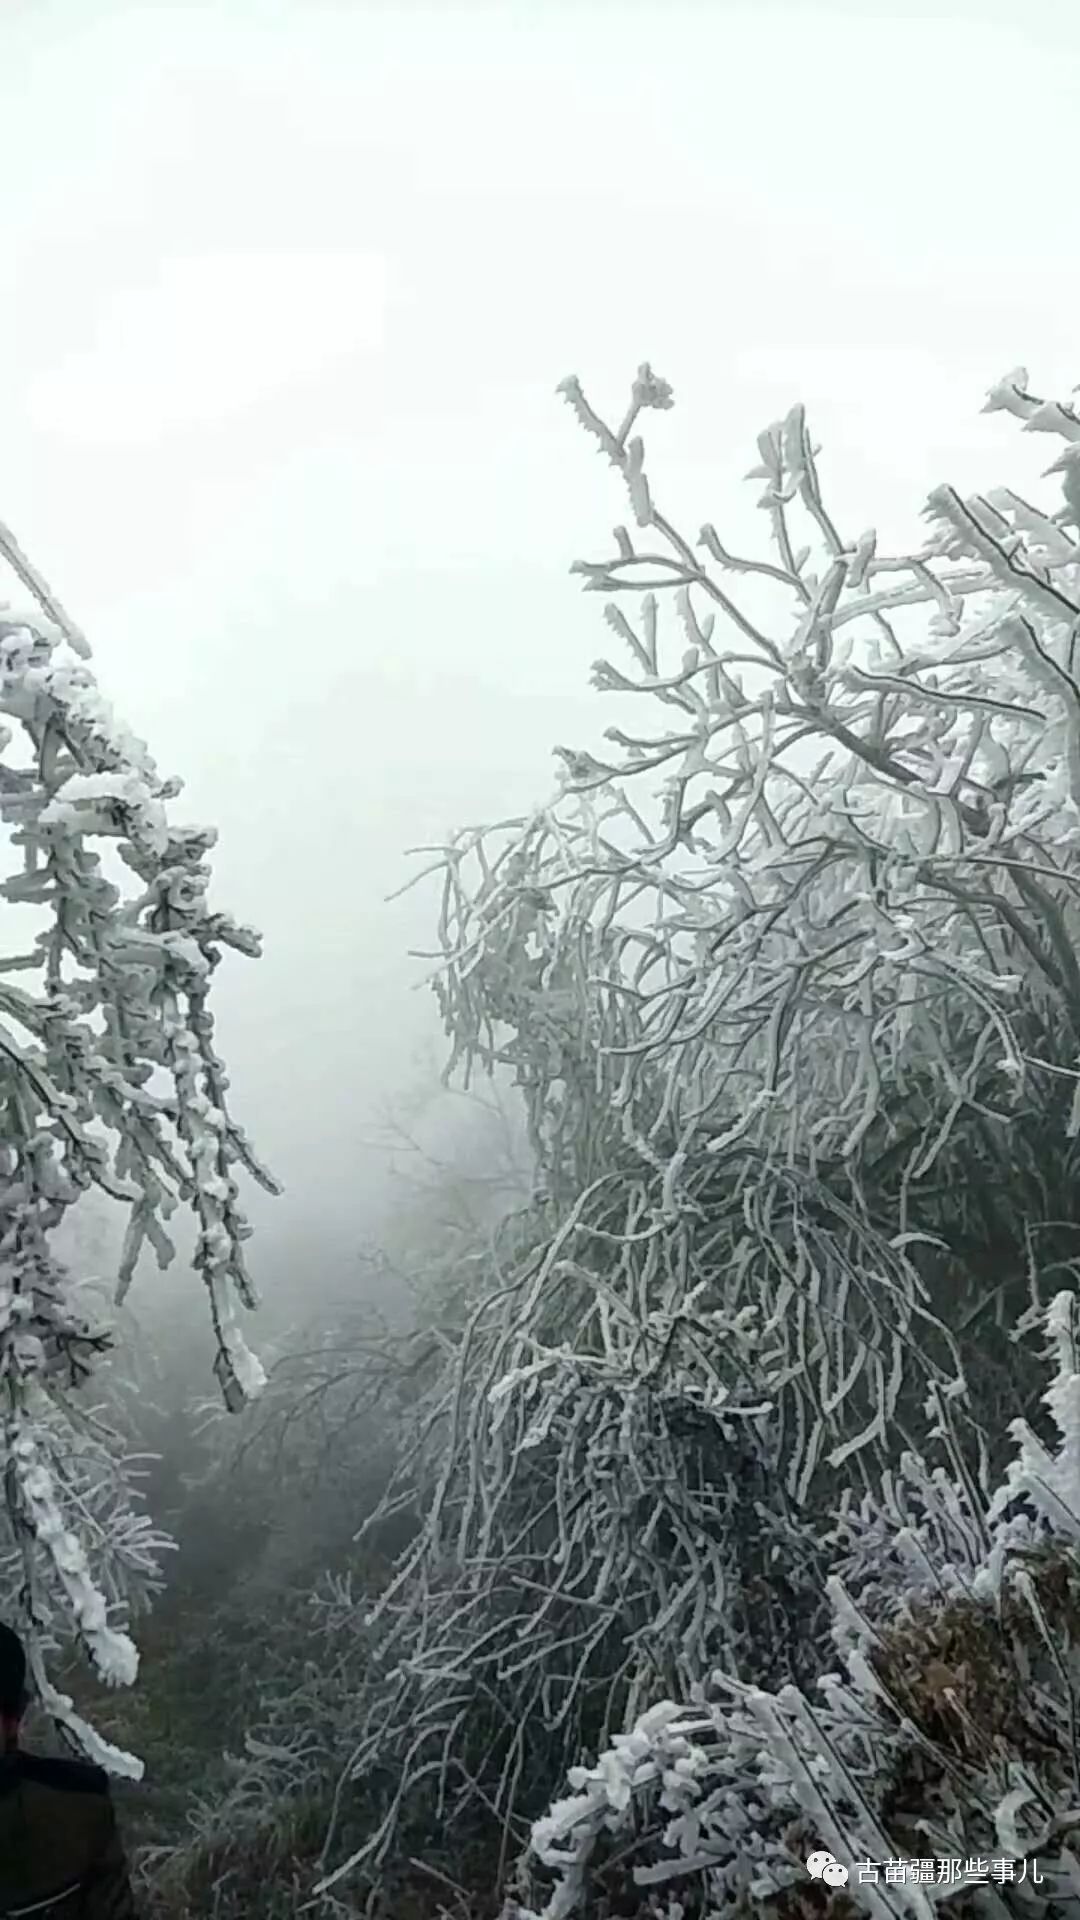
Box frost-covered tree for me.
[298,361,1080,1907]
[0,521,277,1769]
[426,360,1080,1480]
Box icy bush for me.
[508,1289,1080,1919]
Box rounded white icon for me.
[806,1851,836,1879]
[822,1860,850,1886]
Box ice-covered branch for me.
[0,538,277,1760]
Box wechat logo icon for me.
[807,1849,849,1888]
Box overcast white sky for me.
[2,0,1079,1303]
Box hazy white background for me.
[2,0,1078,1314]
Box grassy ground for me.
[53,1590,270,1861]
[39,1578,608,1918]
[37,1516,503,1916]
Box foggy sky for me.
[2,0,1078,1313]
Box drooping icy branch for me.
[0,538,277,1753]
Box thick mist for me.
[5,6,1080,1916]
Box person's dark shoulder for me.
[18,1751,111,1797]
